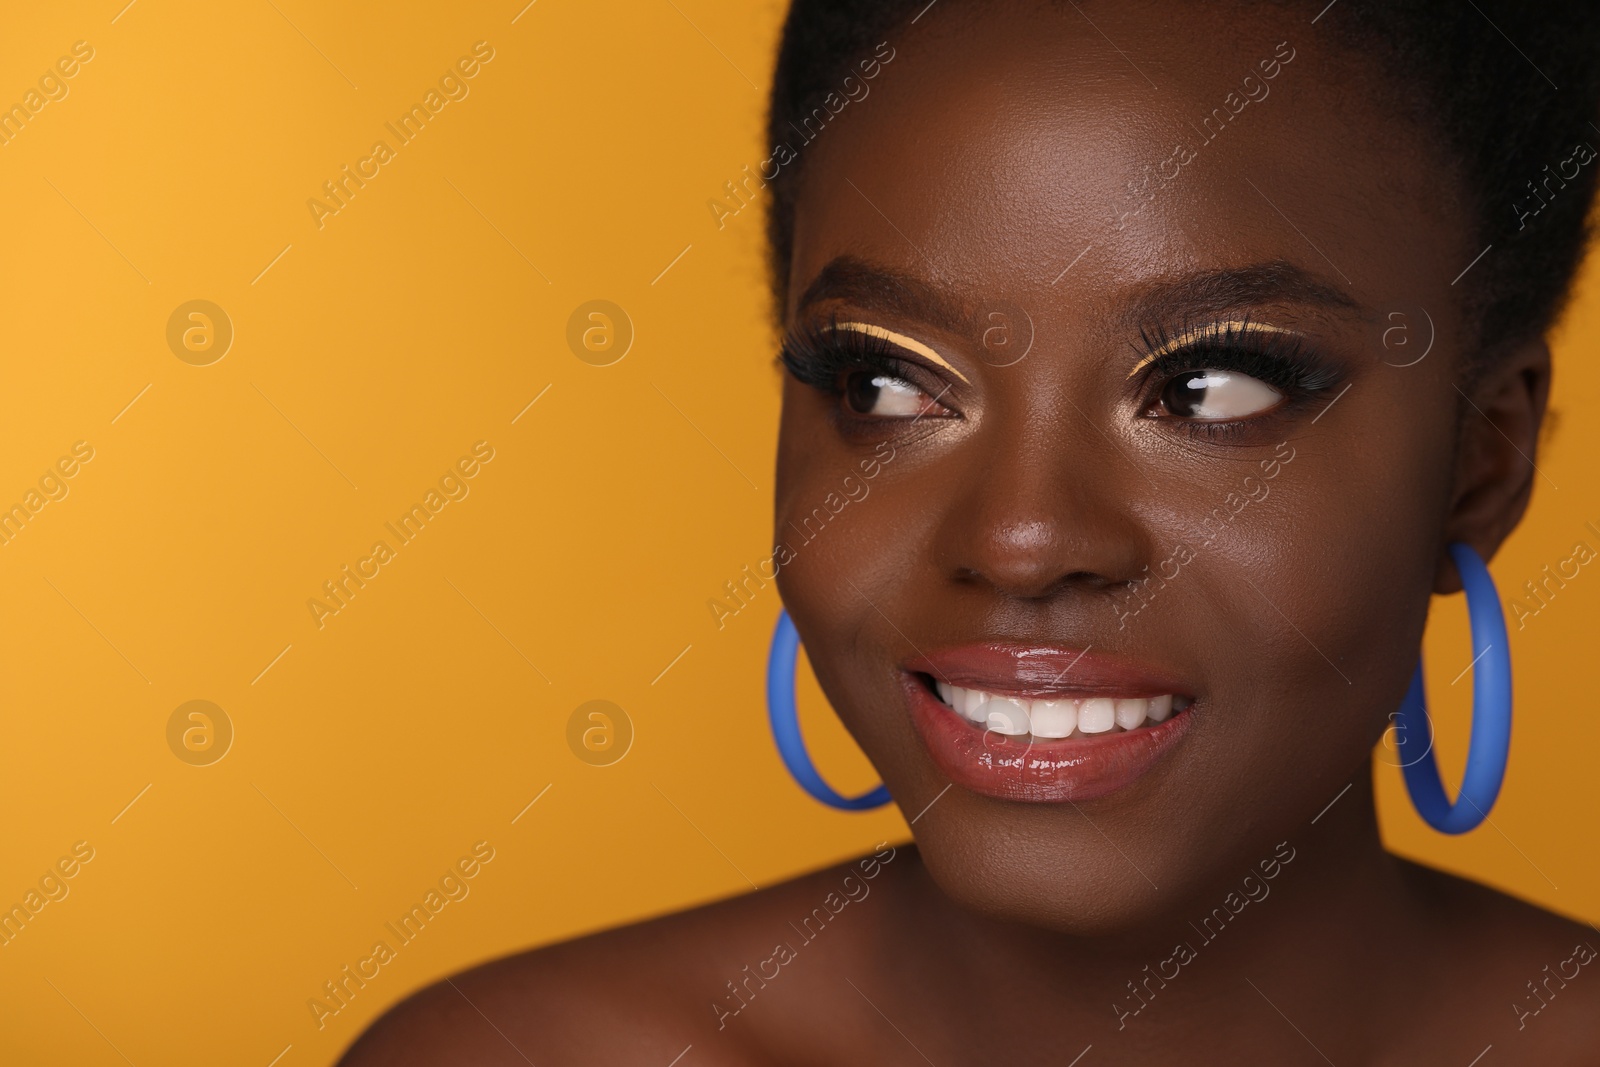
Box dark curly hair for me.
[765,0,1600,360]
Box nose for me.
[935,424,1153,601]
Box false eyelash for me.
[779,315,927,394]
[1131,317,1345,398]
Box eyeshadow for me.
[830,322,971,384]
[1127,321,1299,378]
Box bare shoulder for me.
[336,842,909,1067]
[1398,858,1600,1058]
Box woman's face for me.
[774,0,1533,932]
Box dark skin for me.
[342,3,1600,1063]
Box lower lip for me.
[903,675,1193,803]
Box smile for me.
[931,682,1192,739]
[902,645,1197,803]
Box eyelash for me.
[1132,320,1344,434]
[779,316,1346,438]
[780,317,952,414]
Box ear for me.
[1435,337,1552,594]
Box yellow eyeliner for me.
[1126,321,1297,378]
[830,322,972,384]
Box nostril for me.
[954,562,1125,600]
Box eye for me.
[1158,369,1283,420]
[844,370,938,417]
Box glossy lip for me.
[902,644,1196,803]
[906,643,1193,699]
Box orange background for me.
[0,2,1594,1063]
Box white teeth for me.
[1077,698,1116,734]
[1029,698,1078,738]
[960,688,988,723]
[981,696,1031,736]
[934,683,1182,738]
[1114,698,1148,731]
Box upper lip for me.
[904,643,1191,700]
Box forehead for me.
[785,1,1464,325]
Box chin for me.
[910,811,1183,938]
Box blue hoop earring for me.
[1392,542,1512,834]
[767,609,891,811]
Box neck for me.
[885,766,1433,1040]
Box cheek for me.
[1146,402,1454,761]
[1280,395,1454,661]
[774,395,927,731]
[772,529,905,766]
[773,462,880,640]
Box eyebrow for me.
[795,256,976,336]
[1120,261,1360,331]
[793,257,1361,360]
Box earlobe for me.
[1435,337,1553,595]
